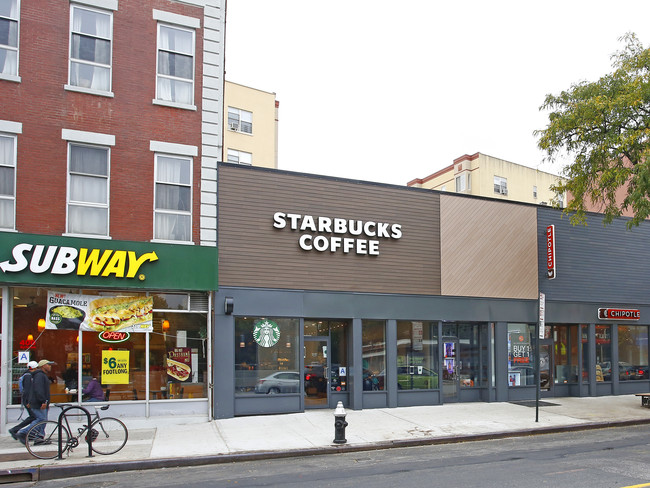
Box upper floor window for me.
[154,154,192,242]
[494,176,508,196]
[228,107,252,134]
[156,24,194,106]
[69,5,112,92]
[0,0,18,78]
[227,149,252,165]
[0,133,16,229]
[533,185,537,199]
[67,143,109,236]
[455,173,470,192]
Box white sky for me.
[224,1,650,186]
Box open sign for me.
[99,331,131,343]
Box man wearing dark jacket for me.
[16,359,54,444]
[9,361,38,440]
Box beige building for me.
[223,81,279,169]
[407,152,566,207]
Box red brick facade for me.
[1,0,204,243]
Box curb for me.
[5,418,650,483]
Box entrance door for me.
[442,338,459,402]
[304,338,329,408]
[540,342,552,390]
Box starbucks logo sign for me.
[253,319,280,348]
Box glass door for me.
[442,337,459,402]
[540,342,552,390]
[304,337,329,408]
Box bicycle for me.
[24,403,128,460]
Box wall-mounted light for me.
[162,320,170,331]
[27,334,34,341]
[224,297,234,315]
[38,318,46,331]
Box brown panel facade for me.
[440,194,538,299]
[218,165,441,295]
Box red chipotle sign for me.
[546,225,556,279]
[598,308,641,321]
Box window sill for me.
[152,99,197,111]
[0,228,18,233]
[0,73,21,83]
[62,233,112,240]
[64,84,114,98]
[150,238,195,245]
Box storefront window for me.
[507,323,536,386]
[234,317,299,395]
[459,323,483,388]
[581,325,589,382]
[618,325,649,382]
[396,321,439,390]
[596,325,612,382]
[362,320,385,391]
[554,325,579,384]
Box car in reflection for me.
[254,371,300,394]
[304,364,327,396]
[397,366,438,389]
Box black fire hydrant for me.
[333,401,348,444]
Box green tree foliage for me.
[536,33,650,228]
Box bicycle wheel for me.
[25,421,70,460]
[90,417,128,455]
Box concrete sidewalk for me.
[2,394,650,482]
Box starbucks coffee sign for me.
[253,319,281,348]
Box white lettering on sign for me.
[274,212,402,256]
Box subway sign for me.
[598,308,640,321]
[0,233,218,291]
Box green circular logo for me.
[49,313,62,325]
[253,320,281,348]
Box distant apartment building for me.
[223,81,278,169]
[407,153,566,208]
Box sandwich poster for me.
[46,291,153,333]
[166,348,191,382]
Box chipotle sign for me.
[598,308,640,321]
[546,225,556,279]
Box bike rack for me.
[57,405,93,459]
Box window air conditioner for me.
[229,123,239,131]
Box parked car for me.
[254,371,300,394]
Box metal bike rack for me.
[57,405,93,459]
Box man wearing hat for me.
[16,360,54,444]
[8,361,38,440]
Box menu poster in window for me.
[46,291,153,332]
[101,350,130,385]
[509,331,531,366]
[166,347,192,382]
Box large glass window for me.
[235,317,299,395]
[553,325,579,384]
[581,324,589,382]
[595,325,612,382]
[154,154,192,242]
[618,325,649,381]
[0,133,16,229]
[362,320,385,391]
[396,321,438,390]
[0,0,18,77]
[156,24,194,105]
[69,5,112,92]
[67,143,109,236]
[507,323,536,386]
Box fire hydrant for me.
[333,401,348,444]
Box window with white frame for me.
[69,4,112,92]
[67,143,109,236]
[156,23,194,105]
[533,186,537,199]
[0,0,18,77]
[494,176,508,195]
[455,173,470,192]
[227,149,252,165]
[227,107,252,134]
[154,154,192,242]
[0,133,16,229]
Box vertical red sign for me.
[546,225,556,279]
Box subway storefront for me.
[1,233,217,429]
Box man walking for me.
[9,361,38,440]
[16,359,54,445]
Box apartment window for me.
[0,0,18,77]
[494,176,507,195]
[156,24,194,105]
[455,173,470,192]
[0,133,16,229]
[69,5,112,92]
[227,149,252,165]
[154,154,192,242]
[533,186,537,199]
[67,144,109,236]
[228,107,252,134]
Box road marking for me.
[549,468,587,475]
[620,483,650,488]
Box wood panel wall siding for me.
[440,194,538,299]
[218,165,441,295]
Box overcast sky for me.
[224,1,650,186]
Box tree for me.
[536,33,650,228]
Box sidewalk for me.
[2,395,650,482]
